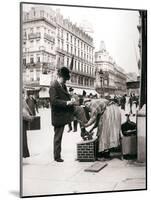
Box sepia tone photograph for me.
[20,2,147,198]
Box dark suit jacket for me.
[49,80,74,127]
[26,97,36,116]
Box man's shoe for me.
[55,158,64,162]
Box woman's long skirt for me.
[97,104,121,152]
[23,120,30,158]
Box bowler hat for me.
[58,67,70,80]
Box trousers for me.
[53,126,64,160]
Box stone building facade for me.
[95,41,126,95]
[22,7,57,87]
[22,6,96,93]
[55,10,95,90]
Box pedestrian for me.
[26,92,38,116]
[121,94,126,110]
[114,95,119,105]
[49,67,76,162]
[32,93,39,112]
[129,93,133,114]
[22,89,34,159]
[136,95,139,108]
[132,93,137,107]
[84,98,121,159]
[67,87,79,132]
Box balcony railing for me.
[24,16,56,28]
[72,69,95,78]
[44,33,55,43]
[56,47,66,55]
[28,32,41,40]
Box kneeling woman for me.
[84,98,121,159]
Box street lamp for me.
[99,69,104,96]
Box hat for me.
[58,67,70,80]
[69,87,74,92]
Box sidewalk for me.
[22,108,146,197]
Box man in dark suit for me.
[26,92,38,116]
[49,67,75,162]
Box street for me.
[22,103,146,197]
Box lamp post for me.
[99,69,104,97]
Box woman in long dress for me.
[84,98,121,158]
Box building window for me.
[81,63,83,72]
[30,57,34,63]
[67,44,69,53]
[66,33,69,41]
[58,39,60,48]
[26,13,29,20]
[61,41,63,49]
[61,29,63,38]
[23,31,26,37]
[75,60,77,71]
[58,28,60,37]
[48,56,50,62]
[23,58,26,65]
[74,48,76,55]
[37,57,40,62]
[84,65,86,73]
[78,62,80,71]
[30,28,33,33]
[40,10,44,17]
[70,35,72,43]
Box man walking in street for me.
[26,92,38,116]
[49,67,75,162]
[121,94,127,110]
[129,93,133,114]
